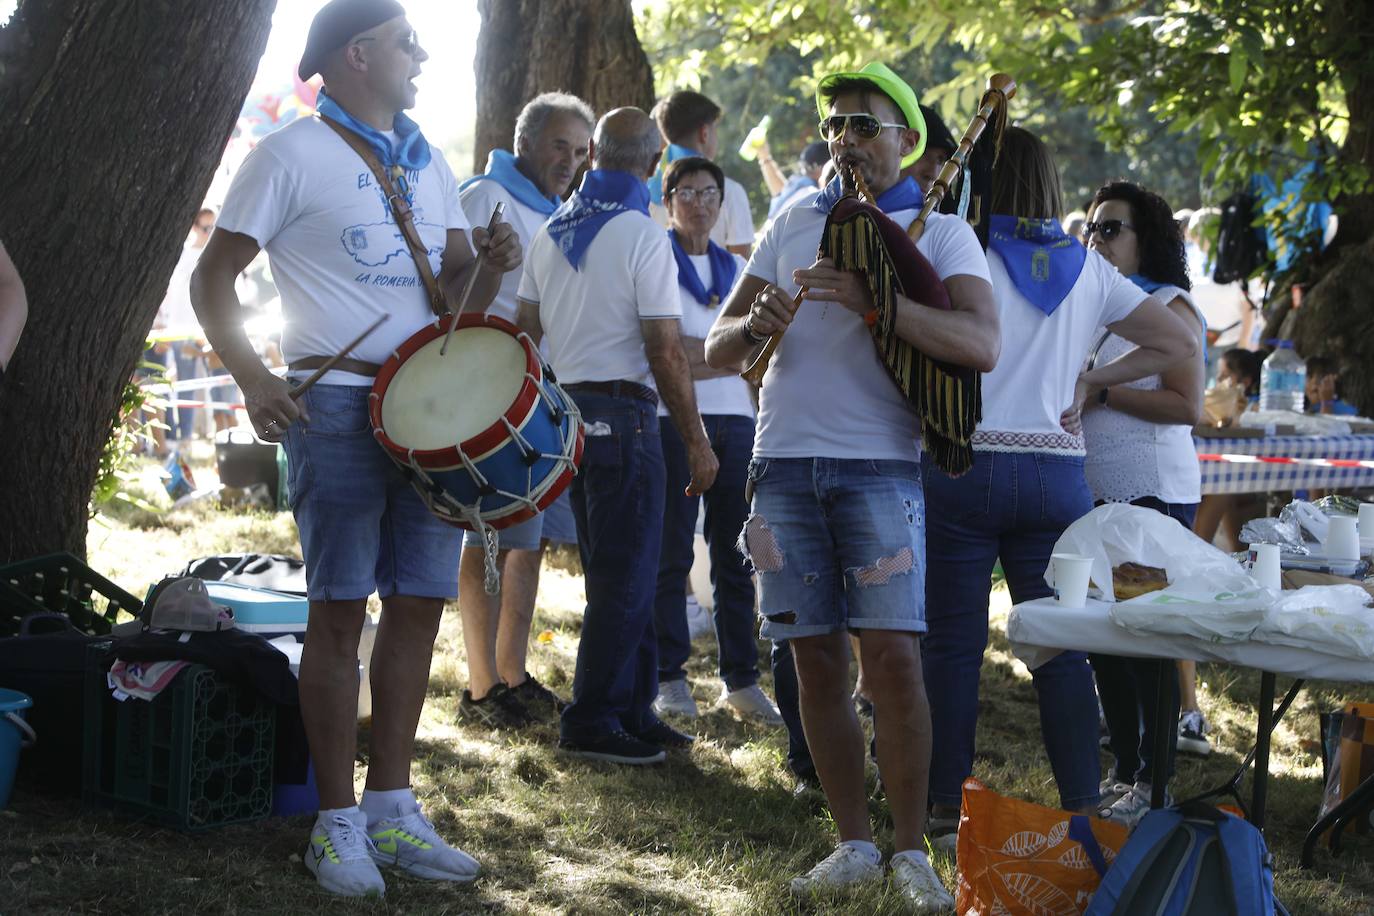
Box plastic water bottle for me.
[1258,340,1306,412]
[737,114,771,161]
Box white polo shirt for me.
[518,208,682,387]
[458,177,551,323]
[217,117,470,385]
[745,205,990,460]
[974,248,1148,453]
[659,250,753,419]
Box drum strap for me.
[320,115,448,317]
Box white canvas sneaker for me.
[306,811,386,897]
[790,843,882,896]
[653,678,699,718]
[720,684,783,725]
[369,803,480,882]
[891,850,955,913]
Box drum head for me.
[380,327,527,452]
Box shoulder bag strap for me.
[320,114,448,316]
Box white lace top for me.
[1082,284,1203,504]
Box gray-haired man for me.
[456,92,595,730]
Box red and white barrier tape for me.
[1197,452,1374,471]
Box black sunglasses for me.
[817,113,905,142]
[1082,219,1134,242]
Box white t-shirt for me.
[974,248,1147,454]
[1186,242,1244,347]
[745,205,991,460]
[156,242,205,337]
[458,177,550,322]
[517,209,682,387]
[1082,284,1204,505]
[216,117,470,385]
[651,176,755,249]
[657,251,754,419]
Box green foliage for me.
[90,364,165,517]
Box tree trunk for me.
[0,0,275,563]
[473,0,655,174]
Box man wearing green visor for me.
[706,62,998,909]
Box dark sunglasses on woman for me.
[1082,219,1134,242]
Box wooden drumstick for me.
[440,201,506,356]
[289,314,389,401]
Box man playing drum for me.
[192,0,520,897]
[705,63,999,910]
[455,92,596,729]
[516,107,719,765]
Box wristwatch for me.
[1098,387,1109,406]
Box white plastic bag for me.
[1048,504,1273,643]
[1254,585,1374,660]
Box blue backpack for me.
[1085,802,1286,915]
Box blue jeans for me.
[283,385,461,601]
[653,415,758,689]
[744,457,927,639]
[171,342,202,440]
[560,392,665,741]
[922,450,1101,810]
[1091,496,1197,788]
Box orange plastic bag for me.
[956,777,1130,915]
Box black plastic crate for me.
[0,553,141,637]
[82,641,275,830]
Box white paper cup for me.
[1358,503,1374,543]
[1050,553,1093,608]
[1248,542,1282,591]
[1326,515,1360,561]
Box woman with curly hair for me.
[1080,179,1207,827]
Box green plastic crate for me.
[0,553,142,637]
[82,641,275,830]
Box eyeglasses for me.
[1082,219,1135,242]
[817,113,906,142]
[670,186,722,205]
[355,30,420,56]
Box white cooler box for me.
[205,581,309,639]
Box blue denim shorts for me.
[283,385,461,601]
[462,510,543,552]
[741,457,926,639]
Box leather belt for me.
[564,380,659,407]
[288,356,383,377]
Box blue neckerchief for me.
[1128,273,1168,294]
[987,215,1087,316]
[811,174,925,215]
[317,89,431,174]
[768,173,817,220]
[545,169,650,270]
[460,149,560,217]
[669,231,737,306]
[648,143,701,206]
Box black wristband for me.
[742,317,767,345]
[1098,386,1109,406]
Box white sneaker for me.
[368,802,480,882]
[720,684,783,725]
[306,811,386,897]
[1098,781,1170,828]
[685,594,713,639]
[1099,774,1132,806]
[891,850,955,913]
[789,843,882,896]
[1178,709,1212,757]
[926,816,958,857]
[653,678,699,718]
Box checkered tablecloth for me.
[1195,434,1374,495]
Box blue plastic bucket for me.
[0,688,35,809]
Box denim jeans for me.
[560,392,665,741]
[653,414,759,689]
[171,343,202,440]
[1091,496,1197,787]
[922,450,1101,810]
[770,638,815,780]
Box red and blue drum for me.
[369,313,583,532]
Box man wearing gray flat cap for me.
[193,0,521,897]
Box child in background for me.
[1305,355,1360,416]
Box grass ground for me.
[3,450,1372,914]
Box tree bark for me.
[0,0,275,562]
[473,0,655,174]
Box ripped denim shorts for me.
[739,457,926,640]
